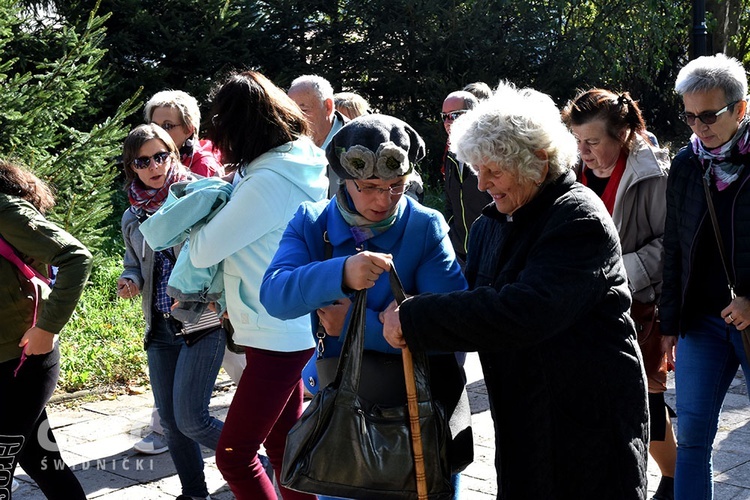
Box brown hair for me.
[561,88,648,152]
[206,71,310,172]
[121,123,179,186]
[0,159,55,214]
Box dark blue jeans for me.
[147,313,225,498]
[674,315,750,500]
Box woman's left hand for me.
[317,297,352,337]
[382,301,407,349]
[18,326,56,355]
[722,296,750,331]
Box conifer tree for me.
[0,0,139,255]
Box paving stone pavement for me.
[12,353,750,499]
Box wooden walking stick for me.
[389,265,429,500]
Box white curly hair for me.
[450,81,578,186]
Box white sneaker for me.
[133,431,169,455]
[11,478,19,492]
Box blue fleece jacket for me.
[260,195,467,357]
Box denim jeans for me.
[674,315,750,500]
[147,313,226,498]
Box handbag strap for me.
[0,235,50,283]
[315,231,335,359]
[0,235,51,327]
[702,174,738,299]
[334,265,434,405]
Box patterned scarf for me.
[128,162,188,214]
[691,116,750,191]
[335,184,399,247]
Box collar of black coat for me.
[481,170,575,224]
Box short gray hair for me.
[289,75,334,102]
[144,90,202,136]
[675,53,748,103]
[450,81,577,185]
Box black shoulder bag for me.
[281,267,453,499]
[702,173,750,358]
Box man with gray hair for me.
[441,90,492,264]
[289,75,348,197]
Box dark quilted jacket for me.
[660,146,750,335]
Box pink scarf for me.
[128,163,188,214]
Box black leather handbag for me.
[281,281,453,499]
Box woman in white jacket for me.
[189,71,328,500]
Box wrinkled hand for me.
[722,296,750,331]
[661,335,677,371]
[343,251,393,291]
[19,326,56,355]
[317,297,352,337]
[378,300,399,324]
[382,302,406,349]
[117,278,140,299]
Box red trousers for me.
[216,346,315,500]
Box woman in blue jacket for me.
[261,114,473,499]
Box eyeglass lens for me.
[682,101,736,126]
[153,122,178,131]
[354,181,407,195]
[441,110,466,122]
[132,152,171,170]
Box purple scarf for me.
[691,116,750,191]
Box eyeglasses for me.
[131,151,171,170]
[152,122,179,131]
[440,110,468,123]
[681,101,739,126]
[352,180,408,196]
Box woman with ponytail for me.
[562,89,674,500]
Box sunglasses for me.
[131,151,171,170]
[681,101,739,126]
[440,110,468,122]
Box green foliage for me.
[58,256,146,392]
[0,0,140,254]
[54,0,266,130]
[248,0,692,182]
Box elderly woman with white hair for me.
[661,53,750,499]
[383,82,649,498]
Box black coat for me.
[444,151,492,262]
[661,145,750,335]
[400,171,648,499]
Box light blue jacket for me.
[190,138,328,351]
[260,195,467,358]
[139,177,233,323]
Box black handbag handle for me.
[332,265,434,406]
